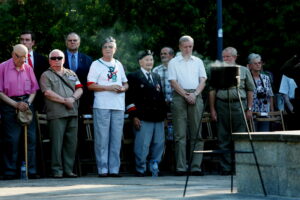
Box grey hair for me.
[101,36,117,47]
[49,49,65,58]
[179,35,194,45]
[223,47,238,57]
[162,47,175,56]
[248,53,262,64]
[66,32,81,42]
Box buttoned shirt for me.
[40,68,82,120]
[279,75,297,99]
[67,50,78,72]
[0,58,39,97]
[153,64,173,102]
[141,67,153,82]
[168,54,207,89]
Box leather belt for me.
[10,95,29,101]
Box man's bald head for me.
[13,44,28,57]
[12,44,28,68]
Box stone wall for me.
[233,131,300,198]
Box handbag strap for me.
[48,68,75,92]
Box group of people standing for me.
[0,31,296,180]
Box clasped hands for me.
[184,92,197,104]
[110,84,126,93]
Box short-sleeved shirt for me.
[0,58,39,97]
[87,58,128,110]
[40,68,82,120]
[153,64,173,102]
[214,66,255,100]
[168,54,207,89]
[252,73,274,113]
[279,75,297,99]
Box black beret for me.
[138,50,153,60]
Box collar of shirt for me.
[177,54,195,62]
[140,67,153,80]
[67,50,78,59]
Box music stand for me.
[183,65,267,197]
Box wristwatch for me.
[25,100,31,106]
[246,107,252,111]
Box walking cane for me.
[24,124,28,179]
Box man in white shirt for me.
[168,35,207,176]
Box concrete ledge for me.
[233,131,300,198]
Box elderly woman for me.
[87,36,128,177]
[248,53,274,132]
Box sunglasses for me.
[50,56,63,61]
[103,45,114,49]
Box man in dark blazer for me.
[126,50,167,177]
[64,32,93,114]
[20,30,48,113]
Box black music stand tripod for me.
[183,66,267,197]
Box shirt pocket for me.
[24,79,32,91]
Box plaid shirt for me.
[152,64,173,102]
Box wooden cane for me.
[24,124,28,179]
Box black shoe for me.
[190,171,204,176]
[135,172,145,177]
[98,173,108,177]
[28,174,40,179]
[109,173,122,177]
[3,175,17,180]
[64,173,78,178]
[175,171,186,176]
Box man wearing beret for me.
[126,50,167,177]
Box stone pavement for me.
[0,175,298,200]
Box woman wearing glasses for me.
[248,53,274,132]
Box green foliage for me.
[0,0,299,81]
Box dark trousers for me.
[0,102,37,176]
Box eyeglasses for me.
[50,56,63,61]
[103,45,114,49]
[68,39,78,42]
[251,62,262,65]
[14,53,27,59]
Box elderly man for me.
[126,50,167,177]
[152,47,175,105]
[40,49,83,178]
[209,47,255,175]
[0,44,39,180]
[64,32,93,114]
[168,35,207,176]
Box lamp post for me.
[217,0,223,61]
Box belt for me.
[217,98,245,102]
[10,95,29,101]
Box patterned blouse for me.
[252,73,274,113]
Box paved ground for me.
[0,175,298,200]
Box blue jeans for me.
[0,102,37,176]
[93,109,124,174]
